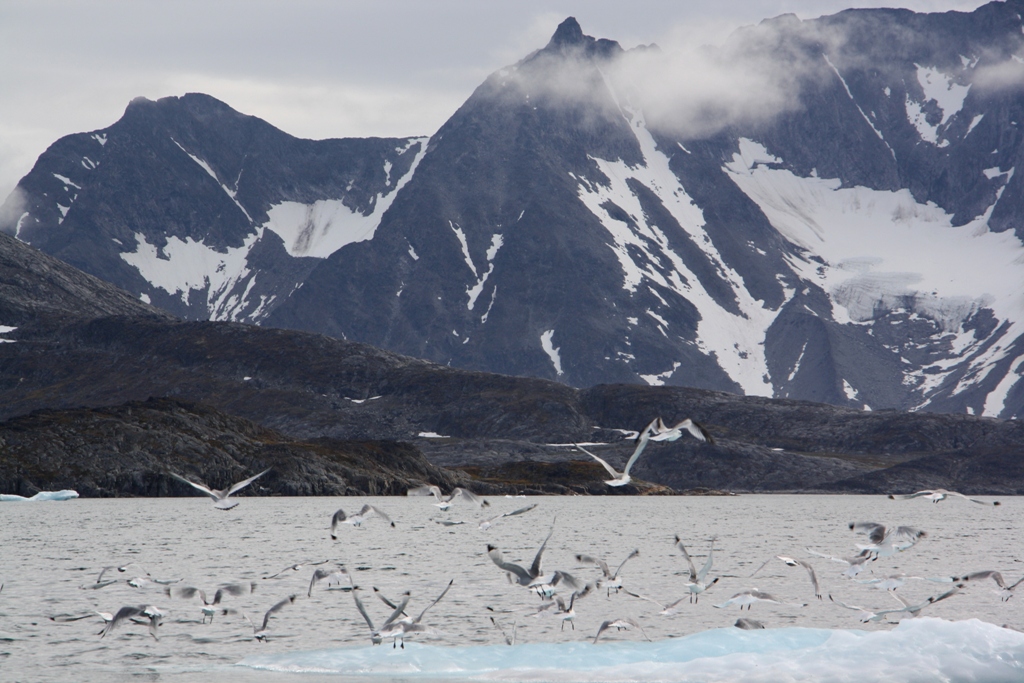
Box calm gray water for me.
[0,494,1021,682]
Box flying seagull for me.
[572,441,648,487]
[648,417,715,444]
[262,558,333,580]
[407,485,489,510]
[752,556,821,600]
[487,524,555,587]
[675,536,719,602]
[714,589,803,611]
[99,605,164,640]
[374,579,453,648]
[243,594,296,642]
[165,582,257,623]
[330,505,395,537]
[169,468,270,510]
[888,489,999,505]
[479,503,538,530]
[950,570,1024,601]
[804,547,875,579]
[593,617,650,644]
[849,522,926,558]
[575,548,639,595]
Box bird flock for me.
[6,417,1020,663]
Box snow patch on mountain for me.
[540,329,564,376]
[573,110,780,395]
[120,230,259,320]
[262,138,428,259]
[905,65,970,146]
[466,234,503,310]
[725,138,1024,415]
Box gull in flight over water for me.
[330,505,395,537]
[849,521,926,558]
[574,416,712,487]
[675,536,719,602]
[948,570,1024,601]
[479,503,538,530]
[888,489,999,506]
[830,583,963,622]
[487,524,555,587]
[647,417,715,444]
[99,605,164,640]
[262,558,334,580]
[622,589,690,617]
[165,582,257,622]
[575,548,639,595]
[407,485,489,510]
[374,579,453,648]
[169,468,270,510]
[593,617,650,644]
[804,547,875,578]
[714,589,803,610]
[243,594,296,642]
[752,556,822,600]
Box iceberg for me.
[237,617,1024,682]
[0,489,79,501]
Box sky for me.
[0,0,989,202]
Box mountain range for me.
[6,5,1024,418]
[3,4,1024,497]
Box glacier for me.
[0,490,78,501]
[237,618,1024,682]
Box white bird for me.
[648,417,715,444]
[169,468,270,510]
[621,589,690,616]
[262,558,333,580]
[575,548,639,596]
[490,616,517,645]
[952,570,1024,601]
[487,525,555,587]
[855,573,932,591]
[529,592,579,630]
[308,566,350,597]
[243,594,296,642]
[714,589,799,610]
[479,503,538,530]
[407,485,489,510]
[805,547,875,578]
[888,489,999,506]
[830,584,963,622]
[330,505,395,537]
[675,536,718,602]
[352,589,386,645]
[752,556,821,600]
[165,582,257,623]
[99,605,164,640]
[572,440,649,487]
[849,522,926,557]
[593,617,650,643]
[374,579,453,648]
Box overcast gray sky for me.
[0,0,987,201]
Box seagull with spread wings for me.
[169,468,270,510]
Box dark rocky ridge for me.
[2,310,1022,495]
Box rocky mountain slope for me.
[6,4,1024,419]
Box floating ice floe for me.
[237,618,1024,682]
[0,490,79,502]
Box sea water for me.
[0,495,1022,682]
